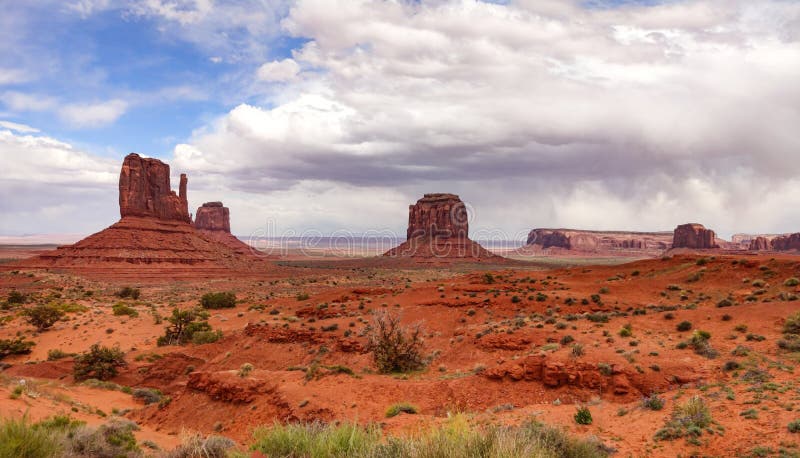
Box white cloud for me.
[1,91,58,112]
[0,67,29,85]
[257,58,300,82]
[0,128,118,235]
[168,0,800,237]
[58,99,128,128]
[0,120,39,133]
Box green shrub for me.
[784,278,800,287]
[191,330,223,345]
[385,402,419,418]
[676,321,692,332]
[366,311,426,374]
[618,324,632,337]
[296,292,310,301]
[200,292,237,309]
[157,308,216,346]
[115,287,140,299]
[132,388,163,405]
[112,303,139,318]
[66,419,140,457]
[641,394,665,411]
[6,290,26,305]
[0,338,35,360]
[716,298,733,308]
[483,273,495,284]
[784,312,800,335]
[511,295,521,303]
[789,420,800,433]
[654,396,712,442]
[46,349,70,361]
[24,304,64,331]
[238,363,254,378]
[73,344,126,381]
[574,406,593,425]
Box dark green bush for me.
[112,303,139,318]
[24,304,64,331]
[0,337,35,360]
[574,406,593,425]
[73,344,127,381]
[115,287,140,300]
[200,292,237,309]
[157,308,215,346]
[676,321,692,332]
[7,290,26,305]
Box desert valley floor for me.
[2,247,800,457]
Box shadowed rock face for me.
[194,202,231,233]
[672,223,719,249]
[771,233,800,251]
[406,193,468,240]
[119,153,191,222]
[749,236,771,251]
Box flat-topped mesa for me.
[407,193,468,240]
[119,153,191,222]
[522,228,672,256]
[194,202,231,233]
[672,223,719,249]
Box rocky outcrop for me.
[119,153,190,222]
[20,153,262,278]
[194,202,231,233]
[385,193,501,261]
[749,236,772,251]
[522,228,672,256]
[771,233,800,251]
[405,193,468,240]
[672,223,719,249]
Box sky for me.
[1,0,799,241]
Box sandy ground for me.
[1,248,800,457]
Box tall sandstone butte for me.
[194,202,231,233]
[20,153,260,279]
[771,233,800,251]
[119,153,191,222]
[672,223,719,249]
[385,193,500,260]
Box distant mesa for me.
[15,153,260,279]
[671,223,719,249]
[385,193,501,261]
[522,228,672,256]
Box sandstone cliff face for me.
[771,233,800,251]
[523,228,671,256]
[749,236,771,251]
[194,202,231,233]
[672,223,719,249]
[406,193,468,240]
[385,193,500,260]
[119,153,190,222]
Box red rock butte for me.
[671,223,719,249]
[384,193,501,261]
[14,153,262,279]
